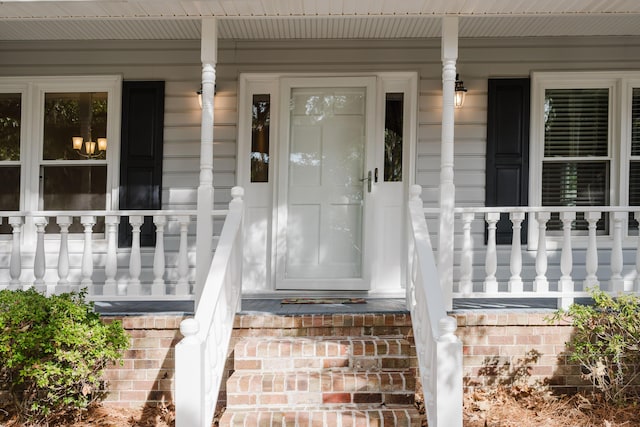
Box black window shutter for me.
[119,81,165,247]
[485,78,530,244]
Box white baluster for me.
[610,212,625,293]
[636,211,640,293]
[559,212,575,309]
[33,216,47,293]
[508,211,525,293]
[80,215,96,291]
[8,216,22,289]
[56,216,72,293]
[176,215,191,295]
[128,215,143,295]
[534,212,550,293]
[459,212,474,295]
[483,212,499,294]
[584,211,601,289]
[104,216,119,296]
[152,215,167,296]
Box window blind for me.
[630,88,640,209]
[544,88,609,157]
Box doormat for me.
[281,298,366,305]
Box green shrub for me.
[0,288,129,423]
[549,289,640,404]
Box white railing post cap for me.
[231,186,244,200]
[409,184,422,200]
[180,318,200,339]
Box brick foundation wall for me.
[453,311,587,394]
[95,311,588,409]
[102,315,186,408]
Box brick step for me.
[233,336,415,371]
[226,371,415,408]
[233,313,413,340]
[219,407,422,427]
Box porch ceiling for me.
[1,0,640,40]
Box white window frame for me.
[0,75,122,240]
[529,71,640,249]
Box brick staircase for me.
[219,313,423,426]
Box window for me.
[0,92,21,233]
[629,88,640,221]
[531,72,640,239]
[0,76,121,234]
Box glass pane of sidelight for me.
[384,93,404,182]
[43,92,108,161]
[251,94,270,182]
[42,165,106,233]
[0,93,21,161]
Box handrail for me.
[407,185,462,427]
[174,186,244,427]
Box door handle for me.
[360,170,372,193]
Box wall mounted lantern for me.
[454,74,467,109]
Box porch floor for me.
[93,297,564,316]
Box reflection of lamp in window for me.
[454,74,467,109]
[72,136,107,159]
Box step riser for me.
[227,372,415,408]
[234,338,415,371]
[227,391,414,407]
[221,409,421,427]
[228,372,415,395]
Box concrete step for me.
[219,407,422,427]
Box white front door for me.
[275,77,376,290]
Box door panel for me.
[276,79,375,290]
[285,88,365,280]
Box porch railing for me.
[0,208,228,299]
[175,187,244,427]
[407,185,463,427]
[422,205,640,309]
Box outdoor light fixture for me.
[454,74,467,109]
[71,136,107,159]
[197,84,217,109]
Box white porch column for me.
[438,17,458,311]
[195,18,218,306]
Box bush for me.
[549,289,640,404]
[0,288,129,423]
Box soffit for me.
[1,0,640,40]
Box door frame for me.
[237,72,418,295]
